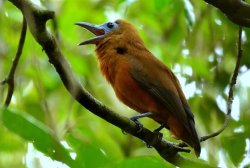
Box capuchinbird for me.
[76,20,201,157]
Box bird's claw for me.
[130,117,144,133]
[121,117,144,134]
[146,131,163,148]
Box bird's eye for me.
[107,22,114,29]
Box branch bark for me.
[7,0,212,167]
[0,16,26,106]
[204,0,250,27]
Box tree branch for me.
[6,0,212,167]
[204,0,250,27]
[0,15,27,106]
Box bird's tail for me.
[183,107,201,157]
[188,120,201,157]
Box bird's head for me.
[75,19,141,46]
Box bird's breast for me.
[96,40,120,84]
[112,60,164,114]
[95,38,170,122]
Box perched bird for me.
[76,20,201,157]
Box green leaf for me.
[222,133,246,166]
[79,144,111,168]
[116,156,170,168]
[1,107,79,168]
[154,0,170,11]
[67,134,113,168]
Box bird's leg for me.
[130,112,153,133]
[130,114,166,149]
[130,112,153,121]
[153,123,166,133]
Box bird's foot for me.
[146,123,165,148]
[130,117,144,133]
[146,131,163,148]
[130,112,153,133]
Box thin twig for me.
[178,25,243,148]
[200,26,243,142]
[0,16,27,107]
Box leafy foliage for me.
[0,0,250,167]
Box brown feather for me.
[94,20,201,156]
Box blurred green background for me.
[0,0,250,167]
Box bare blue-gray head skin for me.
[75,21,120,45]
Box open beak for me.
[75,22,106,45]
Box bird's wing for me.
[129,56,194,130]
